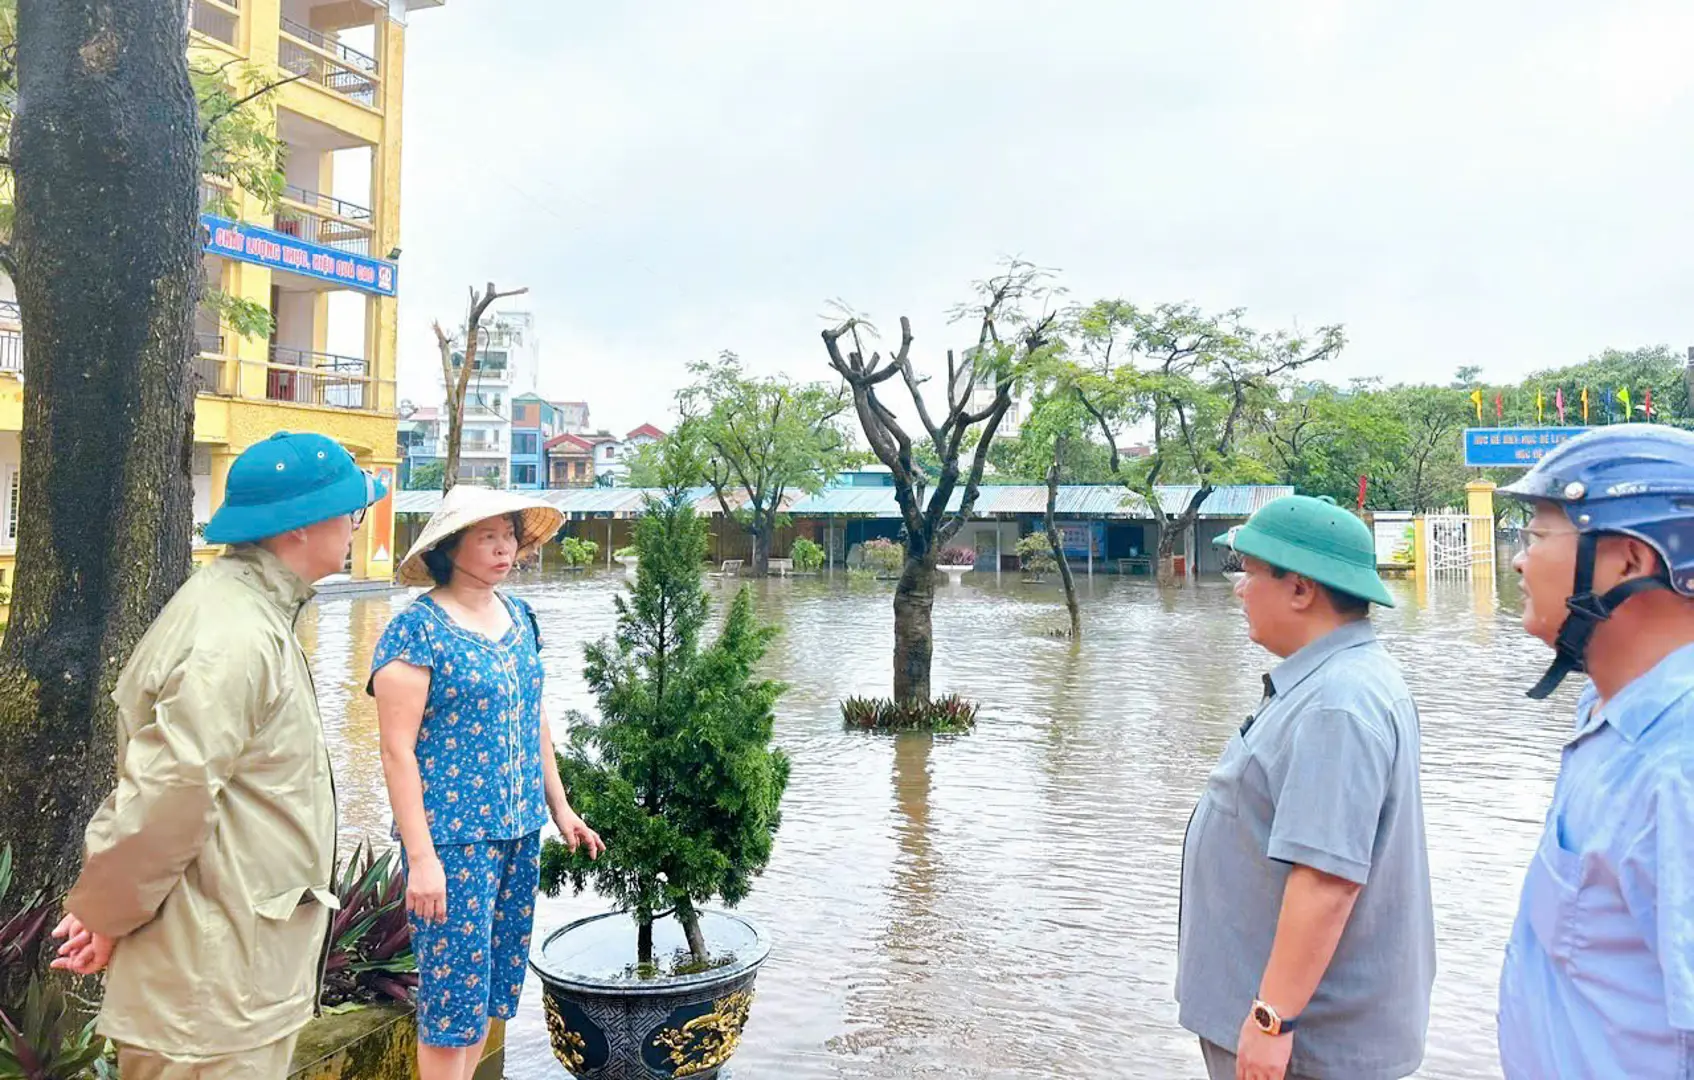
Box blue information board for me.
[200,214,398,297]
[1464,427,1586,468]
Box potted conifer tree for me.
[532,483,790,1080]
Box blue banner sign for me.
[200,214,398,297]
[1464,426,1586,468]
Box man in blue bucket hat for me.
[49,432,387,1080]
[1495,423,1694,1078]
[1177,494,1434,1080]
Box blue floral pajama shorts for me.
[404,831,542,1047]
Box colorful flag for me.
[1536,388,1545,424]
[1357,474,1368,509]
[1618,387,1632,421]
[1645,387,1654,420]
[1581,386,1590,424]
[1495,391,1504,421]
[1602,386,1614,422]
[1469,388,1484,422]
[1556,387,1566,424]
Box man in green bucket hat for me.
[1176,495,1434,1080]
[49,432,387,1080]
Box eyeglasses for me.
[351,506,368,529]
[1520,525,1576,549]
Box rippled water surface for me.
[298,563,1570,1079]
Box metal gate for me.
[1421,510,1495,578]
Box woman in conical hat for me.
[369,485,604,1075]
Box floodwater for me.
[299,561,1570,1080]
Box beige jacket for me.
[67,547,339,1056]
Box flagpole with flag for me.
[1495,391,1504,421]
[1556,386,1566,424]
[1617,387,1631,423]
[1536,389,1545,424]
[1470,388,1484,422]
[1581,386,1590,424]
[1645,387,1653,421]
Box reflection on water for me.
[305,562,1566,1079]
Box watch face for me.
[1252,1004,1275,1032]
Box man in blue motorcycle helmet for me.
[1495,422,1694,1078]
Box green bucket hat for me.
[1214,494,1394,608]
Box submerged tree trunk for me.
[1045,446,1080,639]
[0,0,201,976]
[892,553,938,702]
[749,509,775,577]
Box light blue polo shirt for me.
[1177,620,1435,1080]
[1498,644,1694,1078]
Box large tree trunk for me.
[892,552,937,702]
[749,509,773,577]
[1046,444,1080,639]
[0,0,201,979]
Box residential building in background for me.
[397,404,441,486]
[586,423,667,486]
[0,0,442,593]
[552,400,591,433]
[545,432,596,488]
[510,392,564,489]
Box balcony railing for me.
[279,35,378,108]
[0,300,20,327]
[267,345,373,410]
[0,328,18,375]
[279,16,378,74]
[274,194,374,256]
[190,0,239,47]
[281,184,372,223]
[459,438,504,453]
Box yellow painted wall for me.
[4,2,413,583]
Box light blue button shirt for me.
[1498,644,1694,1079]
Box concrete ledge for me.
[289,1007,504,1080]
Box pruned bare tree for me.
[434,281,527,492]
[822,260,1060,702]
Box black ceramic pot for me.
[530,910,770,1080]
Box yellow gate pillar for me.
[1466,480,1497,581]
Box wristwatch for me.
[1251,998,1299,1036]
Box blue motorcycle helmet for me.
[1499,423,1694,698]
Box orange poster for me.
[369,465,396,565]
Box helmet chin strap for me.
[1527,531,1672,699]
[448,557,505,591]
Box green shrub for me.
[862,538,904,577]
[790,537,825,573]
[541,491,790,971]
[840,694,980,734]
[1017,533,1057,577]
[559,536,600,569]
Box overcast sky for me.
[387,1,1694,435]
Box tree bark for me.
[676,899,709,966]
[436,283,526,493]
[0,0,201,980]
[749,508,773,577]
[1045,443,1080,639]
[637,911,654,967]
[892,552,937,702]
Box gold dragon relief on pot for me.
[544,994,590,1073]
[650,989,754,1078]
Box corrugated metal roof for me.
[1156,485,1293,518]
[395,486,719,518]
[396,484,1287,520]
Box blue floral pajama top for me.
[370,591,552,1047]
[371,591,550,842]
